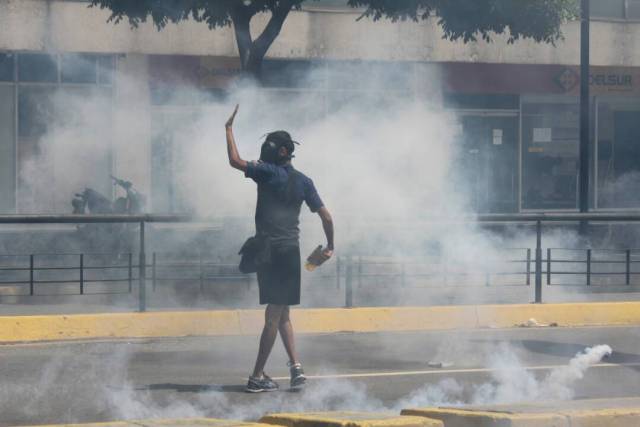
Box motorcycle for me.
[71,176,146,253]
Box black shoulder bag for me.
[238,233,271,274]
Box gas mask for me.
[259,131,299,164]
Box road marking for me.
[271,362,640,381]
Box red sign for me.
[441,62,640,96]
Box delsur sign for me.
[441,63,640,96]
[555,67,636,94]
[589,72,632,89]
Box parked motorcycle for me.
[71,176,146,253]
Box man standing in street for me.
[225,105,334,392]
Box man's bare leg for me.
[252,304,284,378]
[278,306,298,363]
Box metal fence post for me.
[152,252,157,291]
[547,248,552,285]
[79,254,84,295]
[358,256,363,288]
[199,252,204,292]
[442,255,448,286]
[535,220,542,303]
[336,256,341,289]
[127,253,133,293]
[345,257,353,308]
[29,254,34,296]
[626,249,631,286]
[138,221,146,312]
[586,249,592,286]
[526,249,531,286]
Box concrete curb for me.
[2,301,640,343]
[260,412,443,427]
[401,406,640,427]
[23,418,273,427]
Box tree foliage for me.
[89,0,578,79]
[89,0,313,76]
[349,0,578,44]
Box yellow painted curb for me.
[2,301,640,343]
[559,408,640,427]
[401,408,568,427]
[260,411,443,427]
[18,418,273,427]
[475,302,640,328]
[291,307,477,333]
[401,406,640,427]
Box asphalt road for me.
[2,326,640,426]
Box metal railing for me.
[2,212,640,310]
[0,253,135,296]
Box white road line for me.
[271,362,640,381]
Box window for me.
[596,98,640,208]
[18,53,58,82]
[0,86,15,213]
[262,60,324,88]
[97,55,115,85]
[61,53,97,83]
[18,86,55,138]
[0,53,14,81]
[302,0,350,10]
[627,0,640,19]
[521,97,580,210]
[591,0,625,19]
[590,0,640,20]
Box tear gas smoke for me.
[0,343,611,423]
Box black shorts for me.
[257,245,301,306]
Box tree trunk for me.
[231,1,295,81]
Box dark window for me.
[521,100,580,210]
[0,86,16,213]
[61,53,97,83]
[303,0,349,10]
[0,53,14,81]
[18,53,58,82]
[590,0,625,19]
[627,0,640,19]
[262,60,324,88]
[97,55,115,85]
[18,86,56,138]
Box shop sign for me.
[555,67,635,94]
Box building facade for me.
[1,0,640,214]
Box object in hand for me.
[305,245,327,271]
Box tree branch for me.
[249,0,295,65]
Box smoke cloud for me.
[0,343,611,424]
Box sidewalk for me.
[403,397,640,426]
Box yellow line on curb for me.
[270,362,640,381]
[2,301,640,342]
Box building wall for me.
[1,0,640,214]
[1,0,640,66]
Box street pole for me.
[579,0,590,234]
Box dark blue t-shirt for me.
[245,161,323,246]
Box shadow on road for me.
[141,383,247,393]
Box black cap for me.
[265,130,300,154]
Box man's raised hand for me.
[225,104,239,129]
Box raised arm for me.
[317,206,334,259]
[225,104,248,172]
